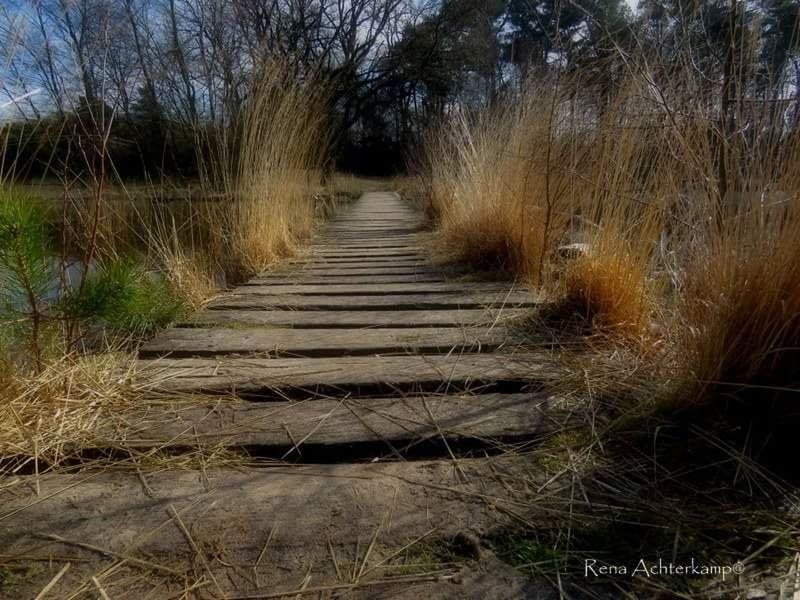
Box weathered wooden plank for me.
[339,214,412,218]
[323,227,418,232]
[320,237,417,243]
[328,215,417,219]
[322,223,418,228]
[313,236,419,242]
[309,244,422,252]
[315,241,419,247]
[319,227,417,231]
[324,226,417,230]
[315,234,418,240]
[306,253,430,261]
[110,393,570,451]
[0,457,529,599]
[207,290,539,310]
[235,282,528,296]
[265,265,439,275]
[309,248,426,256]
[323,224,418,228]
[321,227,418,232]
[183,308,529,328]
[257,266,440,279]
[304,254,429,262]
[284,257,430,266]
[139,326,512,358]
[330,214,416,218]
[137,352,556,394]
[325,216,416,221]
[245,274,448,285]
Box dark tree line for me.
[1,0,799,178]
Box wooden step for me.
[246,274,448,285]
[183,308,529,329]
[233,282,528,296]
[309,245,422,252]
[322,228,418,232]
[314,236,419,243]
[309,248,427,257]
[264,265,438,276]
[315,239,419,245]
[256,269,447,280]
[312,239,419,246]
[0,458,530,600]
[207,290,539,310]
[280,259,432,270]
[286,256,430,265]
[140,326,514,358]
[324,226,418,230]
[137,352,556,395]
[110,393,571,454]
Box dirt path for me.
[0,192,567,599]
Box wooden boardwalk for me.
[134,191,560,457]
[0,192,569,598]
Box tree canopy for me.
[1,0,798,177]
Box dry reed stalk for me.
[424,85,579,283]
[0,351,134,476]
[216,60,332,281]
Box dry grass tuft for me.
[559,246,654,340]
[424,75,672,337]
[675,200,800,413]
[0,351,135,475]
[423,83,578,282]
[217,61,331,280]
[128,60,333,301]
[0,351,260,477]
[146,215,219,310]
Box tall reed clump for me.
[670,128,800,450]
[213,61,331,282]
[147,62,331,291]
[424,76,673,337]
[548,76,703,341]
[422,81,580,284]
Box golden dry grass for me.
[0,352,134,475]
[560,244,654,340]
[218,62,331,279]
[425,64,800,410]
[674,196,800,409]
[424,77,671,335]
[423,85,577,282]
[74,60,335,305]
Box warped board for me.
[244,273,449,285]
[232,282,527,296]
[109,393,572,452]
[139,326,513,358]
[183,308,530,328]
[206,292,538,311]
[137,352,556,395]
[260,261,442,276]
